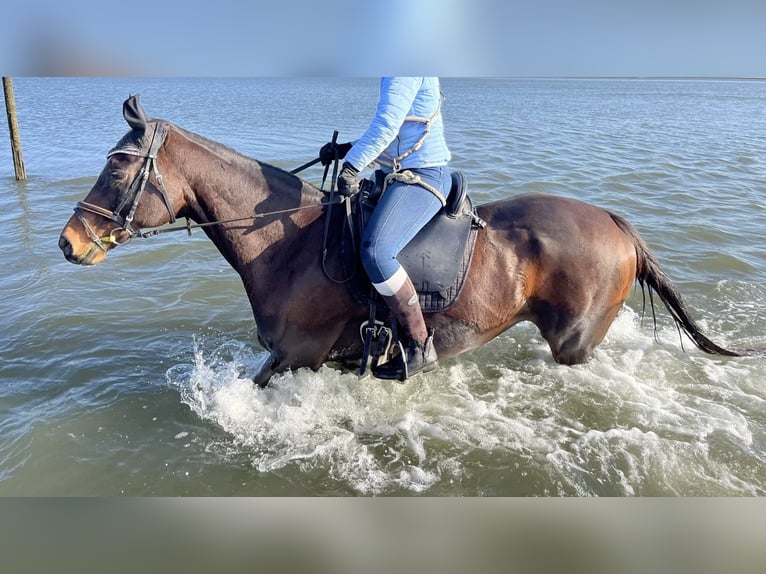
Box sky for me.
[2,0,765,77]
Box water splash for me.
[165,310,766,495]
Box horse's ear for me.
[123,94,148,133]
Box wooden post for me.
[2,77,27,181]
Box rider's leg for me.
[360,166,449,380]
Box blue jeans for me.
[361,166,450,294]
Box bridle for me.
[73,122,176,251]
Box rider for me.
[319,77,452,381]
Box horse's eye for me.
[108,157,132,181]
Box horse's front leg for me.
[252,349,282,388]
[251,321,351,388]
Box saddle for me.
[327,170,486,375]
[337,170,485,312]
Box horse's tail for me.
[608,210,745,357]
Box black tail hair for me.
[608,211,742,357]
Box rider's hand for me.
[319,141,352,166]
[336,162,360,196]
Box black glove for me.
[319,141,352,166]
[336,162,360,196]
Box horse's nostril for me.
[58,235,72,257]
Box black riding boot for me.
[372,276,438,381]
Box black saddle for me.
[335,170,485,313]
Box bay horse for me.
[59,96,750,388]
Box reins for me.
[138,132,346,241]
[77,123,355,285]
[136,197,344,239]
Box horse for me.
[59,96,751,388]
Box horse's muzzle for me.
[58,230,104,266]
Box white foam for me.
[165,322,766,495]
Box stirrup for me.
[372,333,438,382]
[358,319,392,377]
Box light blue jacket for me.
[345,77,451,172]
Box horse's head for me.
[59,95,183,265]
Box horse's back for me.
[478,192,618,236]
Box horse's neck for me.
[173,133,324,275]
